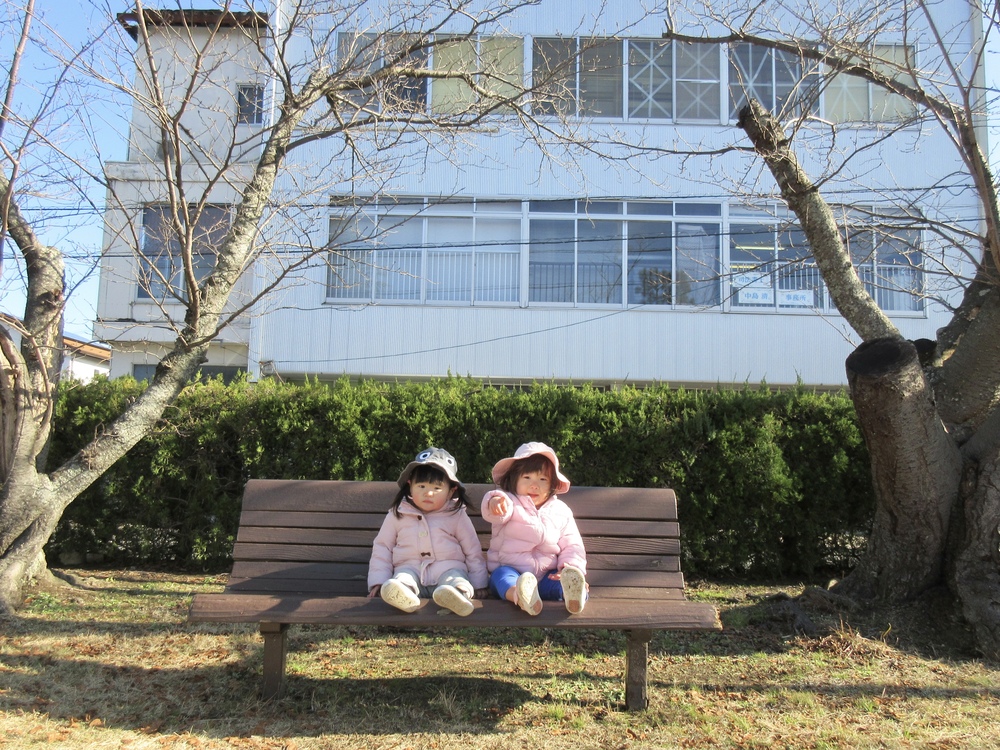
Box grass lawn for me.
[1,569,998,749]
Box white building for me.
[95,2,984,388]
[2,315,111,382]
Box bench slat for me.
[234,542,680,577]
[237,512,679,541]
[236,527,679,556]
[223,579,691,600]
[189,593,719,630]
[239,480,677,521]
[225,560,684,590]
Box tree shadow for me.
[0,651,534,738]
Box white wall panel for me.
[254,303,945,387]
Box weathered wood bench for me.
[188,479,721,710]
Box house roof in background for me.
[116,8,269,40]
[1,313,110,363]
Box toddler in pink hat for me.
[481,442,588,615]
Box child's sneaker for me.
[380,579,420,613]
[515,572,542,616]
[561,565,587,614]
[432,584,474,616]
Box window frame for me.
[430,35,525,115]
[327,198,523,305]
[728,42,819,121]
[236,83,265,125]
[136,204,229,302]
[326,198,923,316]
[823,43,917,124]
[337,32,429,114]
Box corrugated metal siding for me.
[255,303,945,387]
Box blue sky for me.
[2,2,999,342]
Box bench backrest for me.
[226,479,686,600]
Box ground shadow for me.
[0,651,533,739]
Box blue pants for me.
[489,566,565,602]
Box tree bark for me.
[948,407,1000,659]
[837,339,963,600]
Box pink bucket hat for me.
[491,441,571,495]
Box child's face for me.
[408,478,455,513]
[515,470,552,507]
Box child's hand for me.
[487,491,509,516]
[368,585,381,598]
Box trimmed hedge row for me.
[46,376,873,579]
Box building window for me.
[132,363,245,384]
[728,206,922,313]
[236,84,265,125]
[627,218,673,305]
[532,37,577,116]
[328,197,920,315]
[728,43,819,120]
[825,44,916,122]
[532,37,623,117]
[628,40,672,119]
[431,36,524,115]
[137,205,229,301]
[674,42,721,121]
[327,198,520,304]
[675,221,721,305]
[845,218,923,312]
[328,199,725,309]
[730,222,823,308]
[528,201,719,307]
[579,38,624,117]
[337,32,428,113]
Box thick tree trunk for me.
[837,338,963,601]
[0,472,63,615]
[948,409,1000,659]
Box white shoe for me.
[380,579,420,613]
[515,572,542,616]
[432,584,474,616]
[561,565,587,614]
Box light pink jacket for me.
[480,490,587,578]
[368,499,488,589]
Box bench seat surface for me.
[189,479,721,632]
[188,593,720,630]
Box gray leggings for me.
[386,567,474,599]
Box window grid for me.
[236,84,265,125]
[336,31,915,126]
[326,198,923,314]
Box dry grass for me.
[1,570,999,749]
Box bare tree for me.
[0,0,646,612]
[665,0,1000,656]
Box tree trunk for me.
[836,338,963,600]
[0,475,62,615]
[948,409,1000,659]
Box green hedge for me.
[46,376,873,579]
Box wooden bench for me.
[188,479,721,710]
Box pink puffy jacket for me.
[480,490,587,578]
[368,498,489,589]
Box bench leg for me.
[625,629,653,711]
[260,622,289,700]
